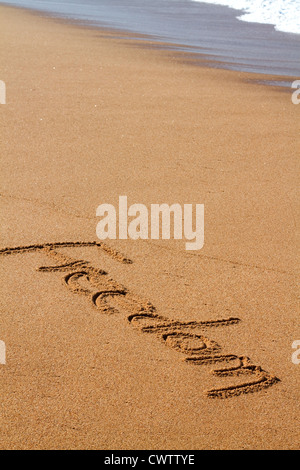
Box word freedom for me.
[96,196,204,251]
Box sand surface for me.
[0,5,299,450]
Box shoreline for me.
[1,1,300,79]
[1,4,298,92]
[0,4,299,450]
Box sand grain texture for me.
[0,6,299,450]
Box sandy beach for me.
[0,4,299,450]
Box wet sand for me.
[0,5,299,450]
[2,0,300,76]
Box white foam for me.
[191,0,300,34]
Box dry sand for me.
[0,5,299,450]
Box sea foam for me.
[191,0,300,34]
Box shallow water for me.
[1,0,300,76]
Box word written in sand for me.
[0,340,6,365]
[292,341,300,365]
[0,241,280,398]
[96,196,204,251]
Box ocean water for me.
[193,1,300,34]
[1,0,299,76]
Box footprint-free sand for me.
[0,5,299,450]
